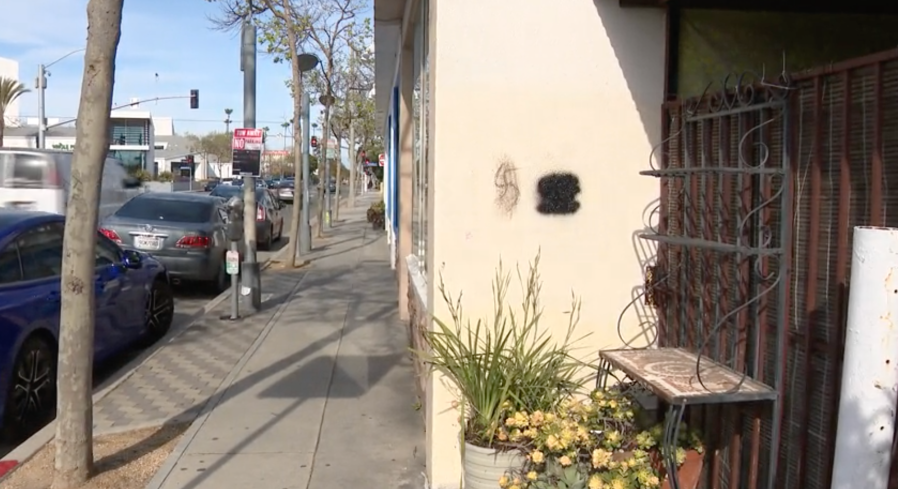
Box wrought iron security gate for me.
[604,73,793,489]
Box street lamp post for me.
[292,53,320,259]
[36,48,86,149]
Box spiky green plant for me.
[413,252,593,448]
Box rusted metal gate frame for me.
[650,73,793,489]
[652,47,898,489]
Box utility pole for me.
[347,50,358,208]
[348,116,356,208]
[300,92,312,254]
[36,64,47,149]
[240,17,261,313]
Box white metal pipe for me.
[831,226,898,489]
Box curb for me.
[143,273,308,489]
[0,252,282,481]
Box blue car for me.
[0,211,174,440]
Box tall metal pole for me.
[240,18,261,313]
[323,110,333,228]
[830,226,898,489]
[300,92,312,254]
[348,119,356,207]
[36,64,47,149]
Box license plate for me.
[134,235,163,250]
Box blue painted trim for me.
[391,85,400,234]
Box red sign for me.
[378,153,385,167]
[232,128,263,150]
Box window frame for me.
[0,241,23,285]
[16,222,65,283]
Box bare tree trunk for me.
[334,133,342,221]
[286,30,304,267]
[0,116,5,147]
[53,1,122,488]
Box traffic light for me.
[189,89,199,109]
[310,136,318,148]
[186,155,195,164]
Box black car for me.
[209,185,285,250]
[204,179,220,192]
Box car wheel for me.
[142,277,174,345]
[2,335,56,441]
[263,227,274,250]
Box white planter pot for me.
[463,441,524,489]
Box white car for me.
[0,149,143,220]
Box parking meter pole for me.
[221,197,244,321]
[242,177,262,312]
[229,241,240,319]
[300,92,312,255]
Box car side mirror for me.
[122,249,143,269]
[123,176,143,188]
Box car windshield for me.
[115,197,213,223]
[210,186,264,200]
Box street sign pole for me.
[232,128,264,314]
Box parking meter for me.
[225,196,245,242]
[222,196,244,321]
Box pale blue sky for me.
[0,0,366,140]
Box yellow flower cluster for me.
[495,387,702,489]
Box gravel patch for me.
[0,424,187,489]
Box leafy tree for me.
[0,77,29,147]
[53,1,123,487]
[187,131,232,178]
[210,0,358,259]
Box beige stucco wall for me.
[422,1,666,487]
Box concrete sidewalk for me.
[147,195,426,489]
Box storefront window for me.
[109,150,147,174]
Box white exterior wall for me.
[0,57,22,126]
[377,1,668,487]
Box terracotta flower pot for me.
[661,449,704,489]
[463,442,524,489]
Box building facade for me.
[374,1,898,489]
[3,110,156,175]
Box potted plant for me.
[500,386,704,489]
[367,199,385,229]
[415,254,593,489]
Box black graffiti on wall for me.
[536,172,581,215]
[493,157,520,216]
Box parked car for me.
[0,149,143,221]
[275,179,295,204]
[100,192,235,291]
[209,185,285,250]
[0,210,173,440]
[203,179,220,192]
